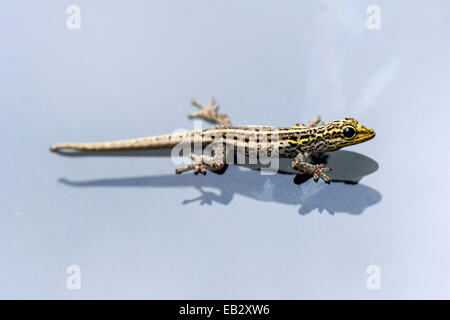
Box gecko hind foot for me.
[175,153,225,175]
[189,97,232,128]
[189,98,218,119]
[175,163,207,175]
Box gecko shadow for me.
[58,150,381,215]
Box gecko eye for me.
[343,127,356,139]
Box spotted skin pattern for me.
[50,98,375,183]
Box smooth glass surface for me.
[1,0,449,299]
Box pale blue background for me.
[1,0,450,299]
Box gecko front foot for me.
[292,153,332,184]
[312,164,332,184]
[295,116,325,128]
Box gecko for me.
[50,98,375,183]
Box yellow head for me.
[322,118,376,151]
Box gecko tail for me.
[49,142,113,152]
[49,141,141,152]
[50,133,192,152]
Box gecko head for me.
[324,118,376,150]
